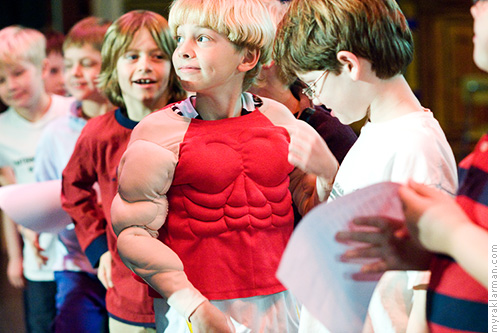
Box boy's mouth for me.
[133,79,157,84]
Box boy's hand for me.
[19,227,48,267]
[336,216,431,275]
[98,251,114,289]
[189,301,235,333]
[288,120,338,183]
[399,180,469,256]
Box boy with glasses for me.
[339,0,488,332]
[274,0,458,331]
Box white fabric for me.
[0,94,74,281]
[362,271,430,333]
[299,110,458,333]
[155,290,300,333]
[0,180,72,233]
[331,110,457,199]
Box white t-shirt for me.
[331,110,457,199]
[0,94,74,281]
[299,110,458,333]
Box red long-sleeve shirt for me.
[61,108,155,327]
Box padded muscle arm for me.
[111,123,208,319]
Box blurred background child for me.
[35,16,112,332]
[0,25,73,332]
[42,29,67,97]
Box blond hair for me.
[0,26,46,69]
[99,10,185,109]
[168,0,275,91]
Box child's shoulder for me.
[140,100,191,127]
[132,101,192,146]
[253,94,296,126]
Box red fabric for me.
[159,110,295,300]
[61,110,155,325]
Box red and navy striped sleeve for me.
[427,135,488,333]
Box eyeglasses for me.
[302,70,329,100]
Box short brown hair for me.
[44,29,65,56]
[99,10,185,109]
[63,17,112,53]
[274,0,413,81]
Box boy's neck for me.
[194,91,243,121]
[125,95,169,122]
[81,99,115,119]
[15,92,52,122]
[368,75,422,123]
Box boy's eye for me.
[176,36,184,44]
[13,69,25,77]
[197,35,210,42]
[153,53,166,60]
[124,53,139,60]
[81,59,97,67]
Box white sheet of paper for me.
[0,180,72,233]
[277,182,404,332]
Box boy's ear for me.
[337,51,361,81]
[41,58,50,79]
[238,48,260,73]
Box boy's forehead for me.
[0,59,34,72]
[176,23,213,32]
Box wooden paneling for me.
[411,1,488,160]
[123,0,173,17]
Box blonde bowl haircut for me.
[168,0,276,92]
[0,26,46,69]
[63,17,112,53]
[274,0,414,81]
[99,10,186,109]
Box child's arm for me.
[0,166,24,288]
[111,117,233,331]
[399,180,487,287]
[288,117,339,194]
[61,127,108,268]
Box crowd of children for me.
[0,0,489,332]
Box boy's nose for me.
[5,76,18,89]
[138,55,153,71]
[177,42,194,59]
[69,64,82,76]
